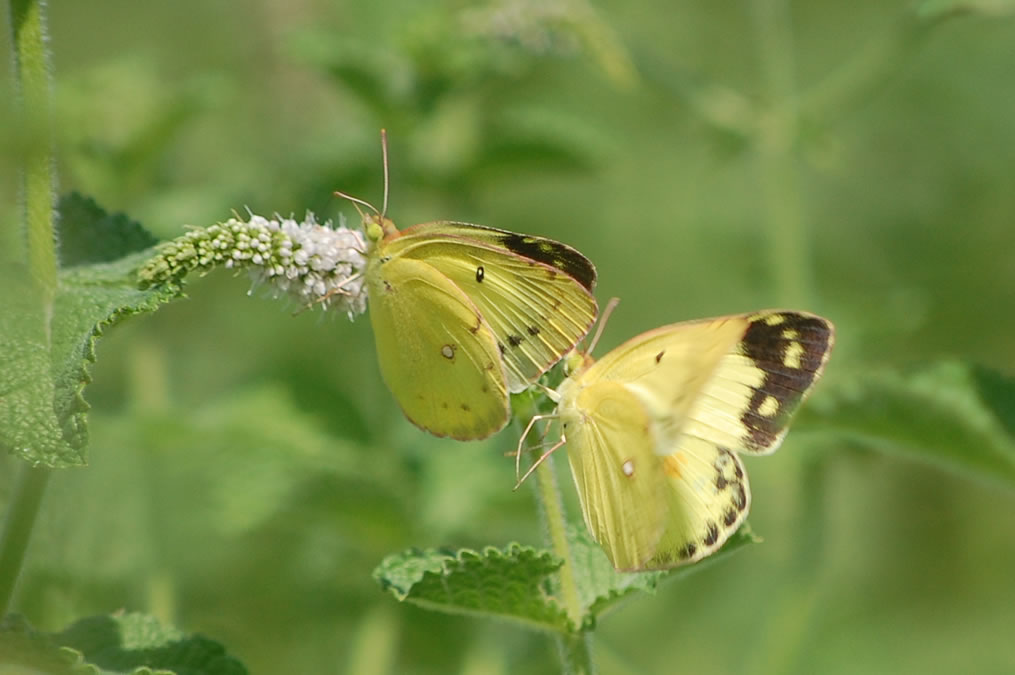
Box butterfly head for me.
[562,349,594,378]
[363,213,398,243]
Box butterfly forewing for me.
[384,222,598,391]
[365,254,509,440]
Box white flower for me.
[138,212,368,319]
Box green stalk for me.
[10,0,58,300]
[745,3,827,673]
[532,455,595,675]
[513,393,595,675]
[1,0,58,615]
[749,0,810,307]
[0,465,51,614]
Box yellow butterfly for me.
[541,310,833,571]
[348,132,598,440]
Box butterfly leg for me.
[514,413,557,483]
[514,433,567,491]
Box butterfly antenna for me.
[333,190,379,219]
[379,128,390,220]
[586,296,620,355]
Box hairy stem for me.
[1,0,57,614]
[532,454,595,674]
[10,0,58,301]
[514,392,595,675]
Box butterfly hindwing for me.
[381,222,598,391]
[366,253,509,440]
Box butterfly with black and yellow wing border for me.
[353,133,598,441]
[545,310,833,571]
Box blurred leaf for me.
[374,545,573,632]
[569,524,759,623]
[0,614,81,675]
[801,361,1015,486]
[916,0,1015,18]
[0,197,176,467]
[56,193,159,268]
[55,612,247,675]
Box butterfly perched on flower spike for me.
[348,131,599,440]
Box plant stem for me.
[1,0,57,614]
[10,0,58,301]
[0,464,51,614]
[749,0,810,307]
[533,456,595,674]
[520,425,595,674]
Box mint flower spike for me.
[137,212,368,319]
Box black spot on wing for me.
[507,334,523,348]
[740,313,833,450]
[723,507,739,526]
[497,232,596,291]
[678,542,697,560]
[527,325,541,336]
[702,521,720,547]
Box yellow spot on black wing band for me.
[739,313,833,450]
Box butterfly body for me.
[363,215,597,440]
[556,311,834,570]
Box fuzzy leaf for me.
[55,193,159,268]
[568,524,759,624]
[0,614,83,674]
[54,613,247,675]
[373,545,573,633]
[800,361,1015,486]
[0,197,178,467]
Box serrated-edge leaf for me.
[569,524,759,623]
[56,193,159,268]
[2,195,180,467]
[54,612,248,675]
[374,544,573,633]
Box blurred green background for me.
[3,0,1015,673]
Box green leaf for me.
[916,0,1015,19]
[800,361,1015,487]
[568,524,759,624]
[0,614,82,675]
[53,612,247,675]
[373,545,572,633]
[0,197,178,467]
[55,193,159,268]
